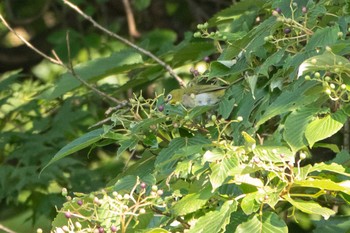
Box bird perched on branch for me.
[165,85,227,108]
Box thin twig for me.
[0,15,62,66]
[122,0,141,38]
[0,224,16,233]
[0,14,123,105]
[62,0,186,88]
[65,31,122,104]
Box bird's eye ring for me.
[166,94,172,101]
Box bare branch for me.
[0,14,62,66]
[0,14,123,105]
[62,0,186,88]
[122,0,141,38]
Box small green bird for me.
[165,85,226,108]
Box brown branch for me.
[122,0,141,38]
[0,14,123,105]
[65,31,123,104]
[0,15,62,66]
[62,0,186,88]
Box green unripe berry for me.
[237,116,243,122]
[311,58,317,64]
[325,76,331,81]
[330,83,336,89]
[338,32,344,38]
[325,89,332,95]
[203,22,209,28]
[304,75,311,80]
[193,32,202,38]
[211,115,217,121]
[341,84,346,89]
[325,46,332,52]
[334,68,340,73]
[314,72,321,78]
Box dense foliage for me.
[2,0,350,232]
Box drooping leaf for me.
[283,195,335,220]
[293,179,350,195]
[305,109,347,147]
[42,128,104,171]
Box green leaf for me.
[172,42,215,66]
[305,26,340,52]
[253,146,294,163]
[131,118,166,133]
[240,192,260,215]
[283,195,335,220]
[313,216,350,233]
[113,175,138,192]
[39,50,143,100]
[155,136,211,173]
[283,107,319,152]
[236,212,287,233]
[42,128,104,171]
[256,80,318,127]
[209,156,239,190]
[298,51,350,77]
[188,200,237,233]
[293,179,350,195]
[305,109,347,147]
[257,48,286,76]
[172,185,212,216]
[117,136,139,157]
[144,229,170,233]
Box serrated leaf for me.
[42,128,104,171]
[172,185,212,216]
[256,80,318,127]
[113,175,138,192]
[39,50,143,100]
[187,200,237,233]
[305,26,340,52]
[283,195,335,220]
[236,212,287,233]
[209,156,239,190]
[284,108,319,152]
[155,136,211,173]
[305,109,347,147]
[117,136,139,157]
